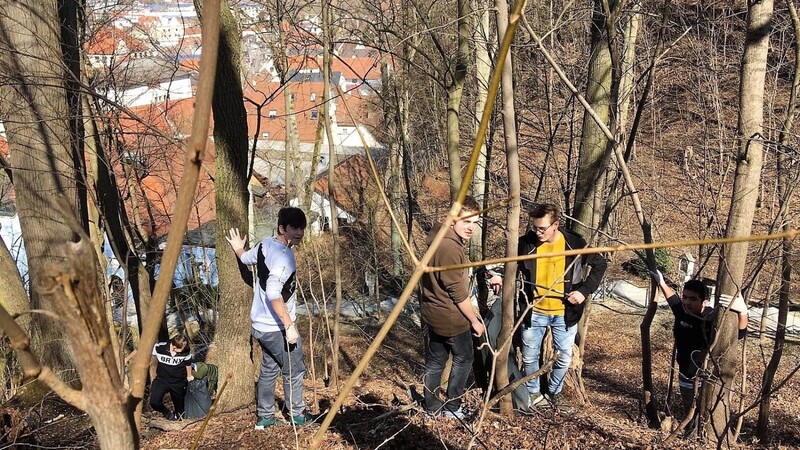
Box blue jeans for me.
[252,328,306,419]
[521,312,578,396]
[424,329,475,414]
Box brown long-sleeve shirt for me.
[420,224,471,337]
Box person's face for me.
[452,210,480,241]
[681,289,708,315]
[531,215,559,243]
[280,224,306,246]
[170,343,186,353]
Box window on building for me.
[262,132,270,139]
[311,110,318,119]
[310,92,317,101]
[268,110,277,118]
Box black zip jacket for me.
[517,227,607,327]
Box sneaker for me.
[441,408,466,420]
[529,392,549,408]
[290,411,319,426]
[548,394,574,414]
[163,410,182,421]
[254,416,278,430]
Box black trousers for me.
[150,377,187,415]
[424,329,475,414]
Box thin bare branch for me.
[427,229,800,273]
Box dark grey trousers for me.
[252,328,306,419]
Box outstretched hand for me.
[226,228,247,252]
[649,269,665,286]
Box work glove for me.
[649,269,665,286]
[286,323,300,345]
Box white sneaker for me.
[442,408,466,420]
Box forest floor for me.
[7,296,800,449]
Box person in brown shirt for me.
[421,196,485,419]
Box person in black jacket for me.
[490,203,607,410]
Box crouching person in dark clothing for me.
[127,334,193,420]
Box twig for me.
[297,277,319,411]
[486,353,558,409]
[427,229,800,273]
[14,309,62,322]
[373,403,417,421]
[373,421,413,450]
[0,305,85,410]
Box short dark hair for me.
[683,279,709,301]
[461,196,480,214]
[528,203,560,222]
[278,207,307,230]
[170,334,189,351]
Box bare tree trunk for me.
[705,0,773,445]
[195,0,255,411]
[88,94,154,336]
[302,116,324,217]
[379,56,405,278]
[0,0,85,376]
[571,0,615,235]
[268,0,299,204]
[284,84,299,201]
[48,216,138,449]
[494,0,520,416]
[572,0,622,404]
[616,4,641,137]
[445,0,472,199]
[322,0,343,388]
[471,0,491,262]
[756,0,798,437]
[0,239,28,330]
[83,95,121,364]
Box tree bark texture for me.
[49,221,138,449]
[757,0,798,436]
[471,0,492,262]
[572,0,615,235]
[494,0,520,416]
[706,0,773,443]
[445,0,472,200]
[195,0,255,411]
[0,232,28,328]
[0,0,84,376]
[322,0,343,388]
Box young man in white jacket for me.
[226,207,314,429]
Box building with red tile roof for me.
[86,27,154,69]
[105,98,216,240]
